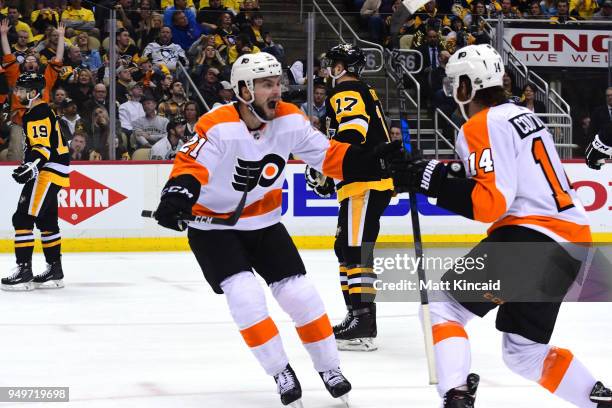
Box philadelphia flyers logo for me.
[232,154,286,192]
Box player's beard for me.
[253,99,277,121]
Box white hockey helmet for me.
[231,52,282,104]
[445,44,505,109]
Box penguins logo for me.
[232,154,286,192]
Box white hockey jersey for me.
[455,103,591,243]
[169,102,355,231]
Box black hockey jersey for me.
[325,79,393,201]
[23,102,70,187]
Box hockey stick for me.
[400,122,438,385]
[142,170,252,227]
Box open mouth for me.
[267,100,278,110]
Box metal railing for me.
[178,61,211,113]
[433,109,460,158]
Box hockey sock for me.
[14,229,35,264]
[220,272,289,376]
[503,333,597,407]
[41,230,61,263]
[338,264,351,308]
[271,275,340,373]
[346,264,377,309]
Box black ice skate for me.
[319,367,351,406]
[33,260,64,289]
[334,304,377,351]
[1,262,34,291]
[332,307,353,335]
[443,373,480,408]
[273,364,303,407]
[590,381,612,406]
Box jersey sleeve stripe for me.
[32,146,51,160]
[463,108,507,222]
[338,118,368,137]
[322,139,350,180]
[170,153,210,186]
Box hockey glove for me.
[372,140,405,176]
[155,175,199,231]
[388,152,448,197]
[585,127,612,170]
[305,165,327,189]
[12,160,39,184]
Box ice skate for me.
[1,262,34,291]
[319,367,351,407]
[590,381,612,406]
[33,260,64,289]
[274,364,303,407]
[334,305,377,351]
[443,373,479,408]
[332,308,353,335]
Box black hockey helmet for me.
[322,43,366,76]
[16,72,45,93]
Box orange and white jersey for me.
[169,101,353,231]
[456,103,591,243]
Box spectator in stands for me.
[76,32,102,71]
[37,25,62,65]
[170,10,202,50]
[116,65,134,104]
[198,66,222,107]
[540,0,558,15]
[360,0,395,44]
[525,0,547,17]
[67,67,95,107]
[132,94,170,149]
[227,34,260,64]
[153,73,174,103]
[430,49,450,96]
[140,12,164,47]
[11,30,33,64]
[468,2,490,44]
[390,125,402,142]
[158,79,188,117]
[190,41,227,78]
[213,12,239,56]
[119,81,145,136]
[592,0,611,18]
[115,28,141,66]
[236,0,260,31]
[300,83,327,121]
[164,0,198,27]
[198,0,231,34]
[502,71,520,103]
[115,0,142,33]
[134,0,154,43]
[69,131,90,161]
[142,26,188,72]
[6,6,33,45]
[217,80,235,105]
[518,84,546,114]
[569,0,599,17]
[590,87,612,138]
[288,58,324,85]
[183,100,200,137]
[150,116,188,160]
[51,87,68,113]
[31,2,60,35]
[432,76,457,119]
[162,0,195,10]
[82,83,112,121]
[551,0,579,21]
[59,98,80,140]
[62,0,96,35]
[87,105,128,160]
[417,28,442,106]
[65,45,84,69]
[494,0,522,17]
[245,12,283,61]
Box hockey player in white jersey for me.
[152,52,401,407]
[389,44,612,407]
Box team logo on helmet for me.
[232,154,286,192]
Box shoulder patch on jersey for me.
[275,101,305,119]
[509,112,546,139]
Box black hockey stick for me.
[142,170,252,227]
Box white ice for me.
[0,250,610,408]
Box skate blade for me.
[1,281,35,291]
[34,279,64,289]
[339,393,350,407]
[287,398,304,408]
[336,338,377,352]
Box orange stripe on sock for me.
[240,317,279,348]
[538,347,574,393]
[432,321,468,345]
[296,314,333,344]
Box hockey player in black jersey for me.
[2,72,70,291]
[306,43,394,351]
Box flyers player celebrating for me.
[389,44,612,407]
[2,73,69,291]
[306,43,393,351]
[153,52,400,407]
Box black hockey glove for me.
[305,165,336,198]
[372,140,405,176]
[586,125,612,170]
[12,161,39,184]
[388,152,448,197]
[155,175,200,231]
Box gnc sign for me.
[505,28,610,68]
[58,171,127,225]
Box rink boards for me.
[0,161,610,252]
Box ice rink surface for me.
[0,249,610,408]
